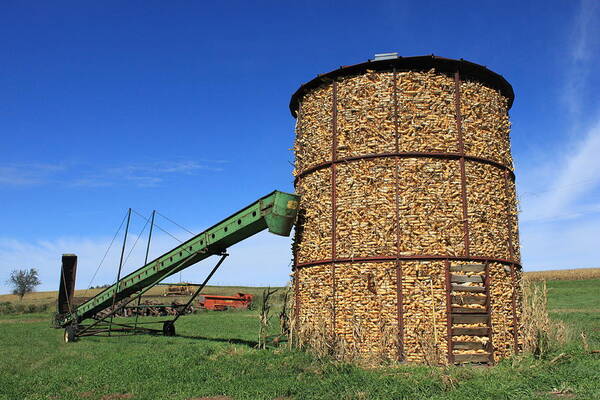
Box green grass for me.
[1,281,599,400]
[547,279,600,312]
[546,279,600,351]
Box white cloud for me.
[564,0,600,118]
[107,160,224,176]
[0,163,66,186]
[517,0,600,271]
[520,214,600,270]
[70,176,115,188]
[94,160,226,188]
[519,0,600,223]
[543,120,600,210]
[0,159,225,188]
[123,175,164,188]
[520,117,600,222]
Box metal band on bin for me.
[294,151,515,186]
[295,255,522,270]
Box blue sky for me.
[1,1,599,293]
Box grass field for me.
[1,280,599,400]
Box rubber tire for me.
[64,325,78,343]
[163,321,175,337]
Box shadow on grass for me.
[177,334,258,347]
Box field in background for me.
[525,268,600,281]
[1,273,600,399]
[0,285,284,307]
[1,268,598,308]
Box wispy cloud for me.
[541,121,600,213]
[108,160,223,176]
[521,119,600,222]
[520,214,600,270]
[0,163,67,186]
[520,0,600,224]
[516,0,600,271]
[97,160,225,187]
[70,176,116,188]
[564,0,600,119]
[122,175,164,188]
[0,159,226,188]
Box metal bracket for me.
[73,252,229,339]
[170,252,229,324]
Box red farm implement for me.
[198,293,253,311]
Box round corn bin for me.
[290,55,522,364]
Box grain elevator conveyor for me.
[54,190,299,342]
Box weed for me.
[522,279,568,357]
[257,287,278,349]
[0,301,50,315]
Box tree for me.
[7,268,41,300]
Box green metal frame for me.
[56,190,299,328]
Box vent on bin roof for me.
[372,52,399,61]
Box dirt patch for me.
[547,393,575,399]
[100,394,134,400]
[186,397,233,400]
[78,392,94,398]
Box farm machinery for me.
[53,190,299,342]
[198,293,253,311]
[162,283,195,296]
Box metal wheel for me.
[163,321,175,337]
[64,325,78,343]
